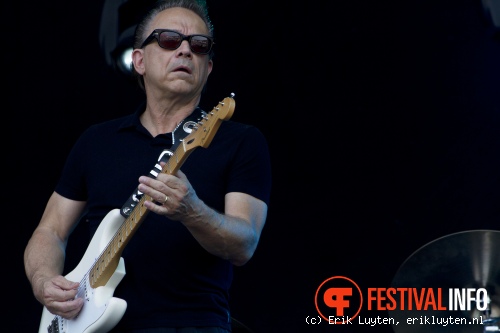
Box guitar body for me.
[38,209,128,333]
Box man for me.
[24,1,272,332]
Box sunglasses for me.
[140,29,214,55]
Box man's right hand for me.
[38,275,84,319]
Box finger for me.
[153,194,169,206]
[144,199,169,213]
[52,297,85,319]
[44,284,78,306]
[176,169,186,179]
[52,276,79,291]
[137,179,167,200]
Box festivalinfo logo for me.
[307,276,490,327]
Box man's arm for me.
[183,191,267,266]
[24,192,87,319]
[140,170,268,266]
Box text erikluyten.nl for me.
[328,315,484,326]
[406,315,484,326]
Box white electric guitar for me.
[38,96,235,333]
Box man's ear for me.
[207,59,213,76]
[132,49,145,75]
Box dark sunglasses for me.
[140,29,214,55]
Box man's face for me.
[134,7,213,99]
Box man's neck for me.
[140,100,198,136]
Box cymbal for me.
[390,230,500,333]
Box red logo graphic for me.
[315,276,363,323]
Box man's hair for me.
[132,0,214,91]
